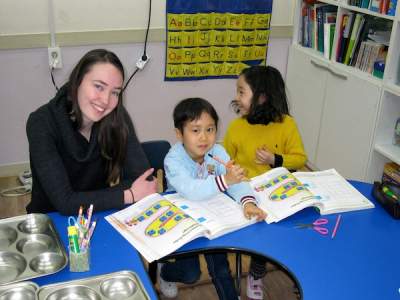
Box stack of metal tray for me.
[37,270,150,300]
[0,213,68,284]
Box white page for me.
[249,167,317,223]
[294,169,374,214]
[106,193,206,262]
[164,193,255,239]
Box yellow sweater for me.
[223,115,307,178]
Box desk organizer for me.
[0,281,39,299]
[373,182,400,219]
[36,270,150,300]
[0,214,68,284]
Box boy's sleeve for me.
[165,151,228,201]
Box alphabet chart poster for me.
[165,0,273,80]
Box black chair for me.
[141,139,171,283]
[141,140,171,194]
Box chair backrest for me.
[141,140,171,193]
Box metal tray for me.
[0,281,39,300]
[37,270,150,300]
[0,213,68,284]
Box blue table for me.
[37,181,400,300]
[176,181,400,300]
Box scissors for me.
[295,218,329,235]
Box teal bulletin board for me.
[165,0,273,81]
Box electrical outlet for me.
[48,47,63,69]
[136,55,150,70]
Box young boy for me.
[158,98,266,299]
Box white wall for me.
[0,0,294,35]
[0,0,293,167]
[0,39,290,167]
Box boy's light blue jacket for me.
[164,142,256,206]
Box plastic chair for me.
[141,140,171,193]
[141,140,171,283]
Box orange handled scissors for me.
[295,218,329,235]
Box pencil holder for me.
[69,247,90,272]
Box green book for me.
[344,13,362,65]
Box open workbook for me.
[250,167,374,223]
[106,167,374,261]
[105,192,255,262]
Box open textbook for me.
[105,192,255,262]
[251,167,374,223]
[106,167,374,261]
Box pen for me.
[331,214,342,239]
[77,205,83,225]
[86,204,94,230]
[207,153,250,181]
[81,220,97,249]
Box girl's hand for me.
[131,168,157,202]
[224,163,248,185]
[243,202,267,221]
[255,145,275,165]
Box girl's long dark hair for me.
[234,65,289,125]
[67,49,128,184]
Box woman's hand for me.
[255,145,275,166]
[243,202,267,221]
[130,168,157,202]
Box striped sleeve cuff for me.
[240,196,257,207]
[215,175,228,192]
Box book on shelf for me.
[361,0,371,9]
[106,168,374,262]
[369,0,382,12]
[344,13,364,65]
[387,0,397,15]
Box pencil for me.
[207,154,250,181]
[331,214,342,239]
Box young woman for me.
[26,49,157,215]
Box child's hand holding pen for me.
[224,164,249,185]
[243,202,267,221]
[208,154,250,183]
[255,145,275,166]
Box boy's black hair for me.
[173,98,219,132]
[234,65,289,125]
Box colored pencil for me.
[331,214,342,239]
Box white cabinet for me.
[316,66,380,179]
[286,48,328,164]
[286,0,400,182]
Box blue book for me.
[387,0,397,15]
[361,0,371,8]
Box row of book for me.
[301,3,337,59]
[336,12,391,76]
[383,162,400,185]
[348,0,397,16]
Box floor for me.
[0,176,30,219]
[156,254,300,300]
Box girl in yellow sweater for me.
[224,65,307,300]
